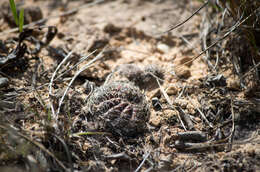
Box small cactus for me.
[85,81,149,137]
[108,64,164,89]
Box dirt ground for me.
[0,0,260,171]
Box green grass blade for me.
[19,8,24,32]
[9,0,19,26]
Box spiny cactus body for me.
[86,81,149,137]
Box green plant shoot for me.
[9,0,18,25]
[19,8,24,33]
[9,0,24,32]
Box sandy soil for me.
[0,0,259,171]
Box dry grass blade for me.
[55,50,97,80]
[52,134,73,172]
[57,47,106,115]
[156,78,187,131]
[175,6,260,71]
[241,61,260,79]
[32,62,46,110]
[226,94,235,152]
[49,51,73,97]
[134,150,151,172]
[158,1,209,35]
[188,96,213,128]
[49,51,73,120]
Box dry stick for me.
[213,8,228,70]
[252,57,259,81]
[104,152,131,160]
[226,95,235,152]
[175,6,260,71]
[241,61,260,79]
[179,34,213,71]
[57,48,105,115]
[176,106,194,130]
[176,85,186,100]
[156,79,187,131]
[134,150,151,172]
[173,128,259,151]
[188,96,213,128]
[0,0,105,36]
[157,0,209,35]
[201,11,215,70]
[0,125,67,171]
[32,61,46,109]
[214,49,220,70]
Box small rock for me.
[0,77,9,88]
[23,6,43,24]
[88,38,109,52]
[157,43,170,54]
[103,23,122,35]
[166,86,178,95]
[227,75,240,90]
[149,111,162,127]
[158,154,173,170]
[174,66,191,79]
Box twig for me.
[104,152,131,160]
[241,61,260,79]
[175,106,194,130]
[2,49,97,102]
[188,96,213,128]
[177,131,207,142]
[201,10,215,70]
[226,95,235,152]
[134,150,151,172]
[176,85,186,100]
[158,1,209,35]
[156,79,187,131]
[32,60,46,109]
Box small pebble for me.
[174,66,191,79]
[166,86,178,95]
[157,43,170,54]
[0,77,9,88]
[149,111,162,127]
